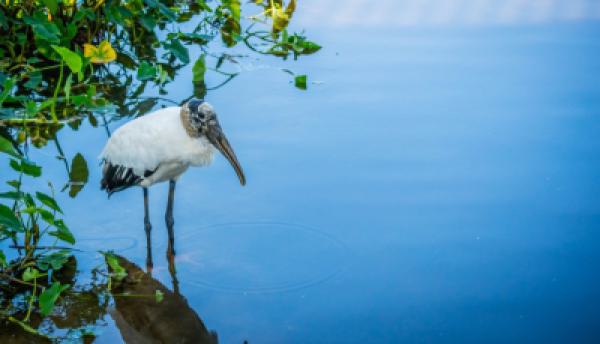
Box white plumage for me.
[99,99,245,262]
[100,106,214,187]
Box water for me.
[4,1,600,343]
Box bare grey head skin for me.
[180,98,246,186]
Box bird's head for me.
[182,99,246,186]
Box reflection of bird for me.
[100,99,245,266]
[109,255,218,344]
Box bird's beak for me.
[206,123,246,186]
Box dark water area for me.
[3,2,600,343]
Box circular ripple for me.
[169,222,348,293]
[76,237,139,253]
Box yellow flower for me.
[84,40,117,64]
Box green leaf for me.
[0,204,22,231]
[69,153,88,197]
[0,135,19,157]
[23,14,60,44]
[155,290,164,303]
[37,250,71,271]
[300,41,321,55]
[137,61,157,81]
[139,14,157,31]
[42,0,58,15]
[164,39,189,64]
[64,73,72,101]
[22,267,43,282]
[48,219,75,245]
[10,159,42,177]
[104,253,127,281]
[0,78,15,107]
[192,54,206,83]
[51,45,82,73]
[24,70,42,90]
[0,250,6,268]
[0,191,23,200]
[39,282,69,316]
[35,192,62,214]
[294,75,307,90]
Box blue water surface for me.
[3,4,600,343]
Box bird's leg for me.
[167,248,180,295]
[143,187,153,272]
[165,180,176,256]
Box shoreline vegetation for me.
[0,0,319,340]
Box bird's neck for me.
[180,108,199,138]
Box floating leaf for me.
[39,282,69,316]
[51,45,83,73]
[294,74,307,90]
[69,153,88,198]
[83,40,117,64]
[0,250,6,268]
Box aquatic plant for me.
[0,0,319,338]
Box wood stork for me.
[100,99,245,265]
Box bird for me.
[99,99,245,267]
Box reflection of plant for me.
[0,0,320,130]
[0,0,320,339]
[0,136,76,337]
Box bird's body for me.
[100,106,215,193]
[100,99,245,267]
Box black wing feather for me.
[101,162,155,196]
